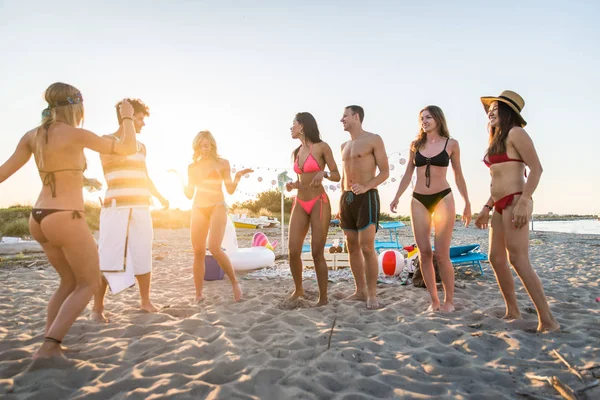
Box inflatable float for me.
[207,216,275,271]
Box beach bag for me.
[412,255,442,288]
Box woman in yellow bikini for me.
[184,130,252,304]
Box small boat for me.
[231,214,266,229]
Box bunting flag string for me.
[169,148,413,197]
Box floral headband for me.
[41,92,84,117]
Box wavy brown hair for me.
[411,105,450,153]
[486,101,522,156]
[31,82,85,168]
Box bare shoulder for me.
[366,132,384,145]
[507,126,530,144]
[448,137,460,149]
[315,141,331,151]
[218,157,230,168]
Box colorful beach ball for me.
[378,250,404,276]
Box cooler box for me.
[204,255,225,281]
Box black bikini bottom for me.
[31,209,83,224]
[412,188,452,214]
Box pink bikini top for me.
[294,144,322,174]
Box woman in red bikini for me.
[390,106,471,312]
[184,130,252,304]
[286,112,340,306]
[475,90,559,332]
[0,82,138,362]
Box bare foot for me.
[287,289,304,301]
[232,282,242,302]
[314,298,328,307]
[537,319,560,333]
[33,340,66,360]
[366,296,380,310]
[502,311,522,320]
[193,296,204,305]
[440,302,455,313]
[90,310,109,323]
[345,291,367,301]
[140,301,159,313]
[427,302,441,312]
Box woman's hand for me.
[235,168,254,179]
[390,196,400,213]
[512,198,531,229]
[309,171,325,188]
[462,203,472,227]
[285,181,298,192]
[119,99,134,118]
[475,207,490,229]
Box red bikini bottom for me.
[494,192,523,215]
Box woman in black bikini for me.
[390,106,471,312]
[475,90,559,332]
[0,82,137,362]
[184,130,252,304]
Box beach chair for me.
[301,243,333,253]
[449,244,488,275]
[374,221,406,253]
[301,252,350,270]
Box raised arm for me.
[0,131,33,183]
[223,159,253,195]
[449,139,472,226]
[510,127,542,229]
[390,148,416,213]
[75,100,137,156]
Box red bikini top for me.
[483,152,525,167]
[484,153,527,176]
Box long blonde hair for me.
[411,105,451,153]
[192,130,219,161]
[32,82,85,167]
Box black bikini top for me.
[414,138,450,168]
[413,138,450,188]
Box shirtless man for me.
[339,105,390,309]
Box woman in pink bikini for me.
[286,112,340,306]
[475,90,559,332]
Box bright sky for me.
[1,0,598,215]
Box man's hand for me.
[351,182,369,195]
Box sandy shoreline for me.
[1,224,599,399]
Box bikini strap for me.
[443,138,449,150]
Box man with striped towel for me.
[90,99,169,323]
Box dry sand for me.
[1,224,599,399]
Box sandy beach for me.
[1,224,599,399]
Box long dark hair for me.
[487,102,521,156]
[411,105,450,153]
[292,112,322,161]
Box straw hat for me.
[480,90,527,127]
